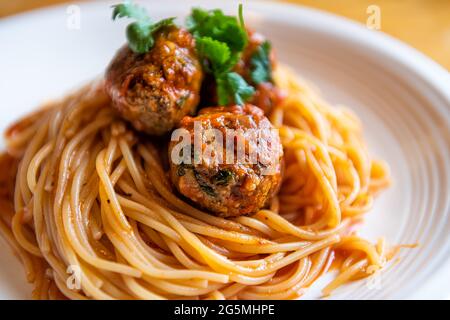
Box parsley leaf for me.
[112,2,176,54]
[250,41,272,84]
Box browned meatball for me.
[105,26,203,135]
[168,104,283,217]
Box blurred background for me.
[0,0,449,70]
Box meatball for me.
[168,104,283,217]
[105,26,203,135]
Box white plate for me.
[0,0,449,300]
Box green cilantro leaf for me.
[196,37,231,68]
[112,2,151,22]
[112,2,176,54]
[217,72,255,106]
[125,22,153,53]
[187,5,255,106]
[186,8,208,31]
[250,41,272,84]
[187,7,248,54]
[150,17,177,33]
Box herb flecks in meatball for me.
[105,26,203,135]
[169,104,283,217]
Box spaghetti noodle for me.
[0,67,400,300]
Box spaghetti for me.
[0,67,400,300]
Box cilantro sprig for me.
[112,2,176,53]
[187,5,255,106]
[250,41,272,84]
[187,7,248,53]
[217,73,255,106]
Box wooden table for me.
[1,0,449,70]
